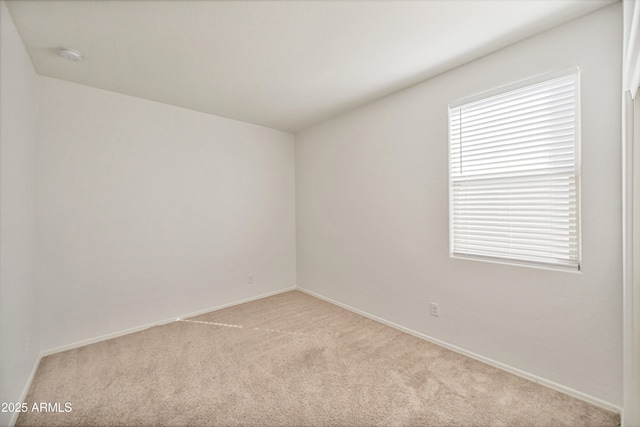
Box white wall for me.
[37,77,296,351]
[629,93,640,426]
[296,4,622,407]
[623,1,640,424]
[0,1,41,425]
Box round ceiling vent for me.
[59,47,83,61]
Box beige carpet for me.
[17,290,619,426]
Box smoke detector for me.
[59,47,83,61]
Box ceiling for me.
[6,0,617,132]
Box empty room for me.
[1,0,640,426]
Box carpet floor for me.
[17,290,619,426]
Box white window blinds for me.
[449,71,580,270]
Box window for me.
[449,69,580,270]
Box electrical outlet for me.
[248,274,254,284]
[430,302,440,317]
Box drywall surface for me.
[0,1,41,425]
[296,4,623,406]
[37,77,296,351]
[629,94,640,426]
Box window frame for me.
[448,67,582,272]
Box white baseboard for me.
[21,285,620,422]
[41,287,296,357]
[14,287,296,426]
[297,286,622,415]
[10,354,42,427]
[12,287,289,425]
